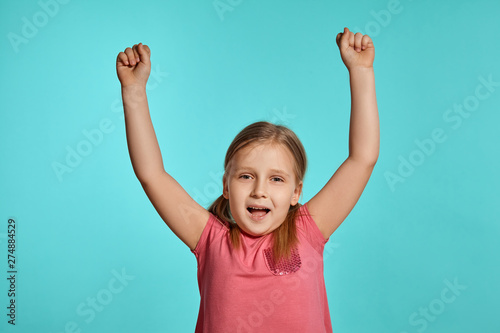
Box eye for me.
[239,174,252,180]
[271,177,284,182]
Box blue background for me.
[1,0,499,332]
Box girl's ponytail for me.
[208,194,241,249]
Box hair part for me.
[208,121,307,261]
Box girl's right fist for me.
[116,43,151,87]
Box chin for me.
[236,221,280,238]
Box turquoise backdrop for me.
[1,0,499,332]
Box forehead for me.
[231,143,295,173]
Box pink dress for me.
[192,203,333,333]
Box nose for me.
[251,178,268,198]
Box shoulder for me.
[295,203,329,251]
[192,213,229,257]
[201,213,231,241]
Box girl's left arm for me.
[307,27,380,240]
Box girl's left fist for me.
[336,27,375,71]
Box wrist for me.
[121,83,147,91]
[121,84,148,106]
[121,84,148,101]
[348,66,374,74]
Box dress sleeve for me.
[191,213,228,264]
[191,213,214,259]
[295,203,329,254]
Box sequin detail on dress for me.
[263,247,301,276]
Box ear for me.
[290,181,303,206]
[222,175,229,199]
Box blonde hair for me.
[208,121,307,260]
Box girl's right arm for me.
[116,43,209,250]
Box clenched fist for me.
[116,43,151,87]
[336,28,374,71]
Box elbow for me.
[367,151,379,167]
[348,142,379,167]
[348,153,378,168]
[136,170,166,186]
[364,157,378,169]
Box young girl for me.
[116,27,379,332]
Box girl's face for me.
[223,142,303,237]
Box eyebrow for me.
[235,167,290,177]
[270,169,290,176]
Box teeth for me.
[249,207,267,210]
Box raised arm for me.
[117,43,209,250]
[307,28,380,239]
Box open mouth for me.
[247,206,270,218]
